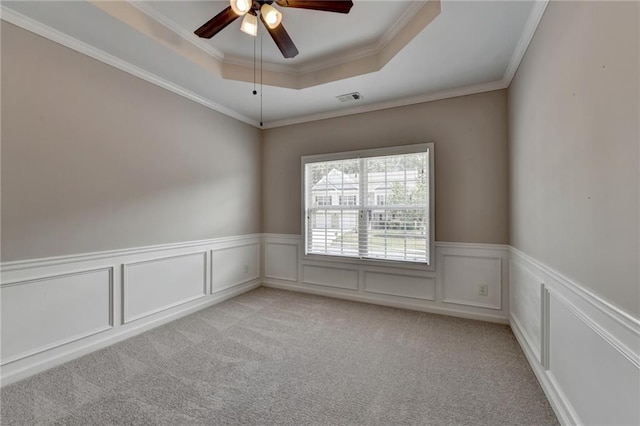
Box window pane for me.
[307,209,359,257]
[366,209,428,262]
[306,158,360,258]
[363,152,428,262]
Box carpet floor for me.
[1,287,558,425]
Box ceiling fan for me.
[194,0,354,59]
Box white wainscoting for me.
[302,263,359,290]
[262,234,510,324]
[439,246,503,310]
[5,232,638,426]
[1,267,114,365]
[264,238,298,282]
[211,242,260,293]
[363,270,435,301]
[510,248,640,426]
[0,234,261,386]
[122,251,208,323]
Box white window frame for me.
[301,143,435,270]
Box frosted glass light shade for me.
[230,0,251,16]
[240,13,258,36]
[260,4,282,29]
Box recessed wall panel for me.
[302,265,358,290]
[211,243,259,292]
[1,268,113,363]
[549,296,640,426]
[123,252,206,323]
[509,259,542,360]
[364,271,435,300]
[442,255,501,309]
[265,242,298,281]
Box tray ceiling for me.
[1,1,547,128]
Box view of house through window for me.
[303,145,433,264]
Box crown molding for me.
[1,0,548,130]
[223,52,299,75]
[0,6,258,127]
[128,0,224,62]
[130,1,428,78]
[262,79,509,129]
[375,1,426,53]
[226,40,380,77]
[294,1,427,75]
[503,0,549,84]
[114,0,440,89]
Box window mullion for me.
[306,168,312,254]
[358,157,367,259]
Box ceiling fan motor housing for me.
[252,1,275,12]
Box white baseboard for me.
[263,279,509,324]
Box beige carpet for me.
[0,287,558,425]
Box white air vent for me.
[336,92,363,103]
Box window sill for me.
[301,253,434,272]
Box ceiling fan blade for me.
[195,6,239,38]
[275,0,353,14]
[262,19,299,58]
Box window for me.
[315,195,332,206]
[339,195,357,206]
[302,144,434,265]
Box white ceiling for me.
[1,1,547,128]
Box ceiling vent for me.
[336,92,363,103]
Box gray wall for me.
[262,90,509,244]
[1,23,262,261]
[508,1,639,316]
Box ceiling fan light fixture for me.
[240,13,258,36]
[260,4,282,29]
[230,0,251,16]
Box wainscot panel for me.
[440,252,502,310]
[211,243,260,293]
[549,294,639,425]
[123,252,207,323]
[0,235,261,386]
[1,267,113,364]
[509,257,543,362]
[509,247,640,426]
[262,235,510,324]
[301,264,359,290]
[264,240,299,282]
[363,270,435,300]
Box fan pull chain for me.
[252,35,257,96]
[260,28,263,127]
